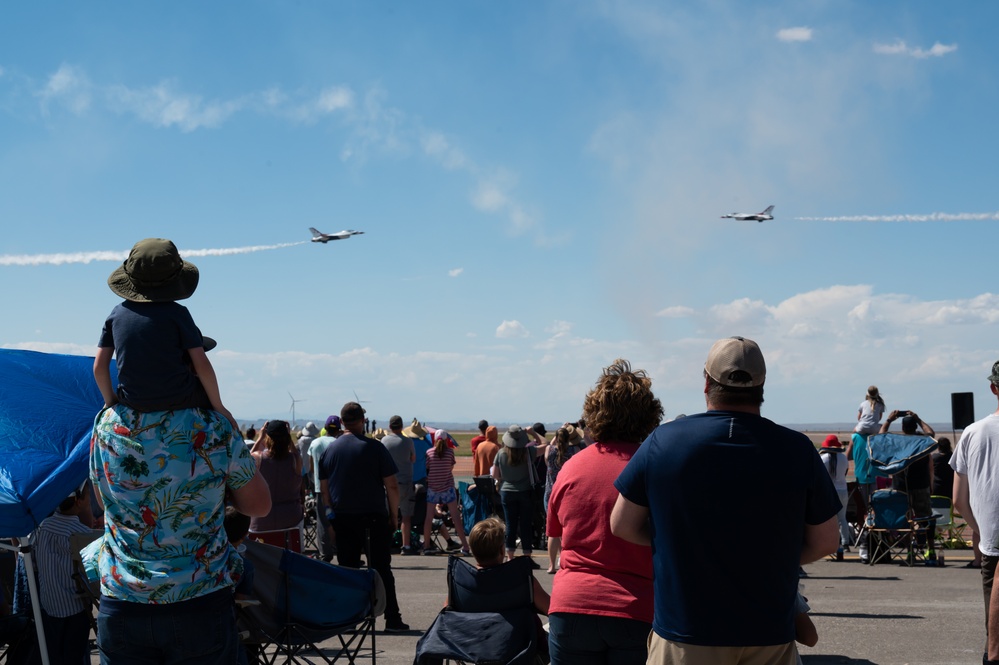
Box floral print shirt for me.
[87,405,257,604]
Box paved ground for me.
[300,549,986,665]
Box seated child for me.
[466,517,549,616]
[462,517,550,659]
[94,237,237,430]
[224,506,255,600]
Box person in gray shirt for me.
[382,415,417,554]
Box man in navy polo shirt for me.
[611,337,840,665]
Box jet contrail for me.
[795,211,999,222]
[0,242,306,267]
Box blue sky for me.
[3,1,999,428]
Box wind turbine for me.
[288,392,306,428]
[352,390,370,405]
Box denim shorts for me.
[427,486,456,504]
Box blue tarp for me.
[0,349,110,537]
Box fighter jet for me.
[309,227,365,243]
[720,205,775,223]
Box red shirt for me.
[470,434,486,454]
[546,441,653,622]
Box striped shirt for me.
[425,448,456,492]
[34,512,94,617]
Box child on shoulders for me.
[93,238,237,430]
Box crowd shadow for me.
[802,657,877,664]
[810,611,922,620]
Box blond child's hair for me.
[468,517,506,566]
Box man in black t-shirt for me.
[881,410,937,555]
[318,402,408,632]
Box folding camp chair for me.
[863,490,938,566]
[239,540,385,665]
[302,495,320,557]
[860,433,940,566]
[413,555,544,665]
[458,482,493,537]
[930,495,962,551]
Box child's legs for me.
[422,505,435,548]
[445,499,467,545]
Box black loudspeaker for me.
[952,392,975,430]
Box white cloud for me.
[106,82,244,131]
[471,179,509,213]
[317,86,353,113]
[656,305,694,318]
[496,320,529,339]
[448,268,464,277]
[39,64,91,114]
[777,27,813,43]
[873,40,957,59]
[421,131,467,170]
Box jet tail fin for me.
[761,205,774,215]
[309,227,322,237]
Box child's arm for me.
[531,576,550,615]
[188,348,238,430]
[93,347,118,408]
[794,612,818,648]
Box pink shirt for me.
[546,441,653,622]
[426,447,456,492]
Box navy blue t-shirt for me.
[98,301,209,412]
[318,432,398,515]
[615,411,841,647]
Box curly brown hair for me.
[582,359,663,443]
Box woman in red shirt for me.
[546,359,663,665]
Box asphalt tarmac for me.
[330,549,986,665]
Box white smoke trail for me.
[0,242,306,266]
[796,212,999,222]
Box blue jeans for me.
[549,612,651,665]
[97,592,239,664]
[500,490,534,554]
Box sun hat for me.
[108,238,200,303]
[821,434,843,450]
[372,428,390,440]
[564,424,583,444]
[704,336,766,387]
[503,425,529,448]
[403,419,428,439]
[301,422,320,437]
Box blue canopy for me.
[0,349,110,537]
[867,432,938,477]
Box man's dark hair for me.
[901,415,918,434]
[478,419,488,433]
[341,401,365,425]
[705,373,764,408]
